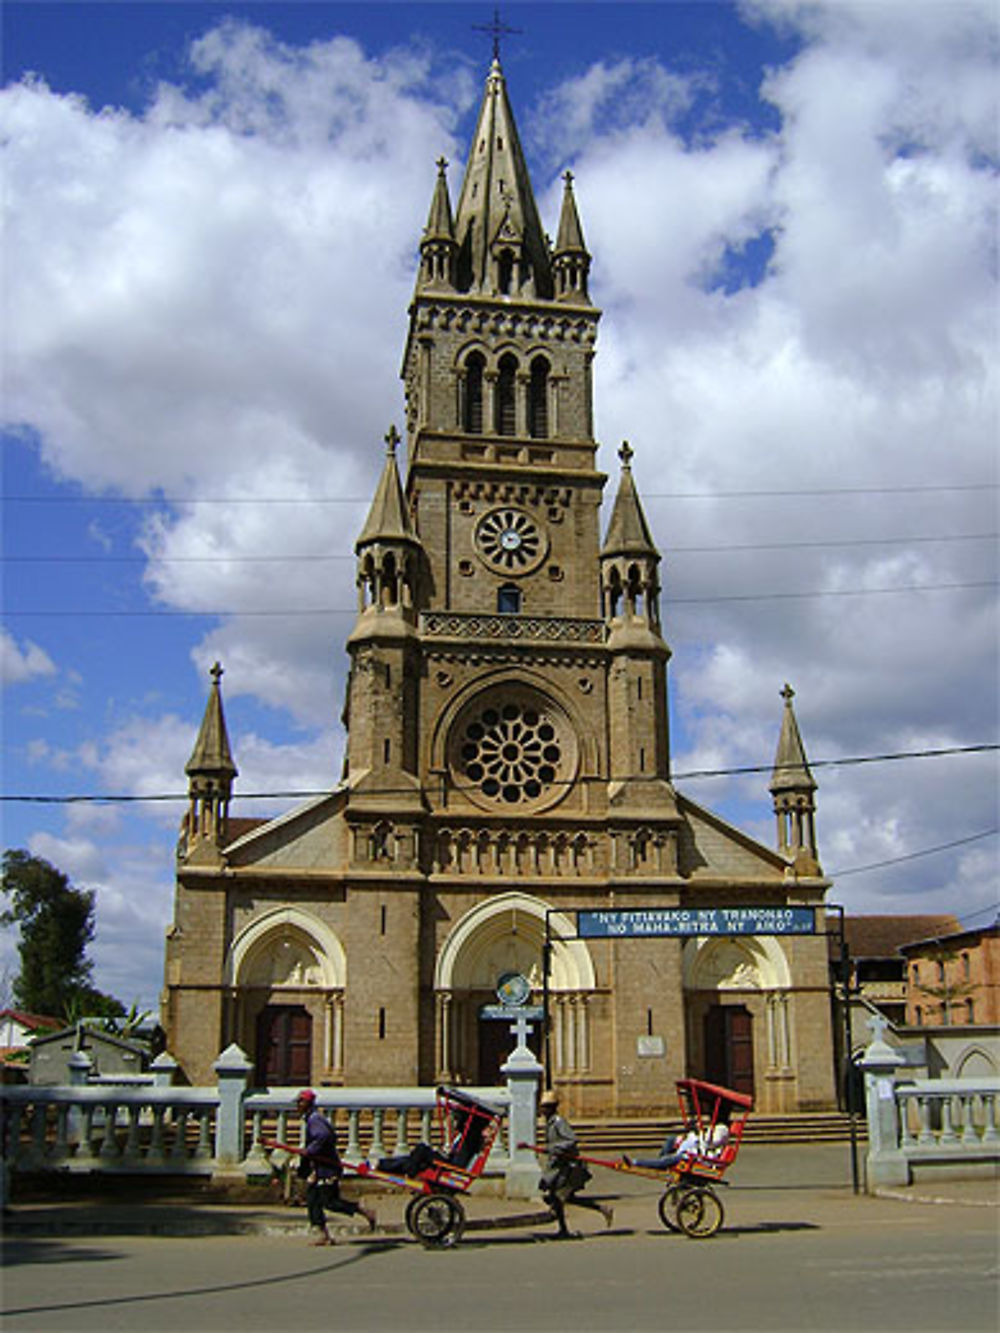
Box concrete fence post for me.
[66,1049,93,1150]
[501,1043,543,1199]
[213,1043,253,1177]
[859,1027,908,1190]
[151,1052,178,1089]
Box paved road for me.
[4,1179,996,1333]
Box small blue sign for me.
[577,907,817,938]
[479,1004,545,1021]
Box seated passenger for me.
[377,1106,482,1177]
[626,1129,700,1171]
[624,1111,730,1170]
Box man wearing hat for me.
[538,1089,613,1238]
[295,1089,377,1245]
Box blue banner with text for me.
[577,907,817,938]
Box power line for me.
[958,901,1000,926]
[3,532,995,565]
[4,482,997,506]
[3,743,996,805]
[4,580,995,617]
[829,828,998,878]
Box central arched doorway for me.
[434,891,596,1086]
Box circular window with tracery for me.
[450,688,577,811]
[474,507,547,575]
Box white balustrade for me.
[1,1061,522,1206]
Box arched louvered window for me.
[464,352,485,434]
[528,356,549,439]
[497,248,515,294]
[496,353,517,436]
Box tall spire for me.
[770,684,820,872]
[452,59,553,298]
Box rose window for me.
[453,693,575,809]
[474,507,546,575]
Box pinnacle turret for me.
[417,157,457,291]
[183,662,237,861]
[553,170,592,303]
[770,684,821,872]
[601,441,659,560]
[186,662,237,781]
[357,425,418,549]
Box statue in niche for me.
[246,935,322,987]
[702,942,761,991]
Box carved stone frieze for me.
[420,611,606,644]
[414,301,597,347]
[453,480,572,508]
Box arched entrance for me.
[434,892,595,1085]
[683,934,794,1109]
[225,907,347,1086]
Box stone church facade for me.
[162,58,836,1116]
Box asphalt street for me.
[3,1145,997,1333]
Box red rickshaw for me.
[617,1078,753,1237]
[351,1085,506,1247]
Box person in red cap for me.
[295,1089,376,1244]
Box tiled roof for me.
[224,817,269,843]
[840,914,961,959]
[0,1009,61,1029]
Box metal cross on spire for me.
[473,7,522,61]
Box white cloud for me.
[532,56,711,163]
[2,7,996,1007]
[1,629,57,686]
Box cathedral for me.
[162,57,836,1116]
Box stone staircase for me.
[573,1111,864,1155]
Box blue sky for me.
[3,1,998,1013]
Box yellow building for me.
[162,57,836,1116]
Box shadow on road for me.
[0,1240,405,1320]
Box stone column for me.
[213,1042,253,1179]
[151,1052,178,1089]
[858,1016,908,1190]
[501,1042,543,1199]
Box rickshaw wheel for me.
[656,1183,684,1232]
[676,1187,724,1239]
[404,1195,422,1233]
[409,1192,466,1248]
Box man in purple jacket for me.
[296,1089,376,1245]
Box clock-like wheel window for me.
[474,507,546,575]
[450,688,576,810]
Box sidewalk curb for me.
[3,1208,555,1240]
[872,1187,998,1209]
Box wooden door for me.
[256,1005,312,1086]
[704,1004,754,1098]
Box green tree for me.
[1,849,124,1019]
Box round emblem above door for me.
[474,507,547,575]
